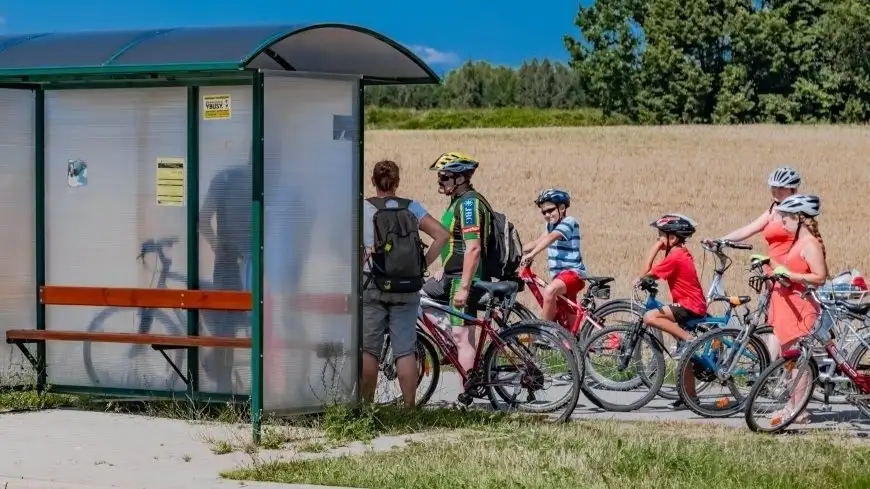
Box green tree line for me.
[566,0,870,123]
[367,0,870,125]
[365,59,587,110]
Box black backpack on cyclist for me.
[475,195,523,282]
[365,197,427,293]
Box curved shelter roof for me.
[0,23,440,84]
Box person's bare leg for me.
[453,324,477,372]
[642,309,692,342]
[542,279,568,323]
[395,354,418,407]
[361,352,381,404]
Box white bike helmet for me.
[767,167,801,189]
[775,194,820,217]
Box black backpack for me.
[365,197,427,293]
[474,194,523,281]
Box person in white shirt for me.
[361,160,449,407]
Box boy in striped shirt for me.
[520,188,588,322]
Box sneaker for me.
[672,340,691,360]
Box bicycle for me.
[82,237,248,391]
[674,254,776,417]
[579,276,752,412]
[379,279,583,420]
[595,239,763,402]
[744,281,870,433]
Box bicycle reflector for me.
[748,275,764,294]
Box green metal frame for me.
[250,71,266,442]
[34,88,46,392]
[185,85,200,394]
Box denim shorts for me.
[362,286,420,361]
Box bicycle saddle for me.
[585,276,615,286]
[710,295,752,306]
[472,280,519,299]
[841,301,870,316]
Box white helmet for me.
[767,167,801,188]
[775,194,820,217]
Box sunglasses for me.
[540,207,558,216]
[438,174,454,182]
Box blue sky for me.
[0,1,587,71]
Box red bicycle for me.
[744,280,870,433]
[517,264,639,344]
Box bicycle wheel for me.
[744,354,818,433]
[374,331,440,407]
[488,319,581,411]
[507,302,537,322]
[482,321,582,422]
[578,299,643,344]
[675,327,770,418]
[580,323,665,412]
[846,340,870,418]
[83,308,186,388]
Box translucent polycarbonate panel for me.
[44,88,189,391]
[262,74,358,412]
[197,85,253,396]
[0,89,35,385]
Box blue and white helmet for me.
[767,167,802,189]
[535,188,571,208]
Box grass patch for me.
[224,418,870,489]
[0,387,83,412]
[365,107,630,130]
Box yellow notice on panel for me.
[157,157,185,206]
[203,94,232,120]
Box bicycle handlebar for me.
[701,239,753,253]
[138,236,179,261]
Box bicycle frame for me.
[417,296,512,383]
[517,266,608,337]
[786,288,870,395]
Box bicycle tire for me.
[489,319,581,411]
[744,354,818,433]
[482,321,582,422]
[83,308,186,389]
[508,302,537,322]
[675,327,771,418]
[846,340,870,418]
[579,323,665,412]
[579,299,644,344]
[374,331,441,407]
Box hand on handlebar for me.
[519,254,534,268]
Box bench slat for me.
[6,329,251,348]
[40,286,252,311]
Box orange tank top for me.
[762,211,795,265]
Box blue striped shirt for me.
[546,216,587,279]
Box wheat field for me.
[365,125,870,307]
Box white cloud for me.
[408,45,460,65]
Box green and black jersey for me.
[439,189,492,278]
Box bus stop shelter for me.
[0,23,439,439]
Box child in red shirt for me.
[636,214,707,357]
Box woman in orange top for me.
[765,194,828,425]
[713,167,802,265]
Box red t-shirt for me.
[649,247,707,316]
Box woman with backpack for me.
[361,159,449,407]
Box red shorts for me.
[553,270,586,302]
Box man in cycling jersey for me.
[421,152,491,372]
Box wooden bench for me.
[9,285,255,391]
[6,329,252,389]
[10,285,353,392]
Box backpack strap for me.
[366,196,412,210]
